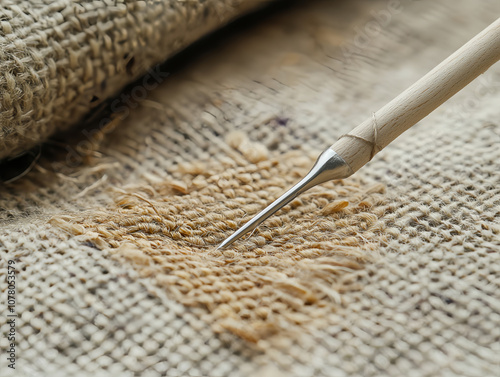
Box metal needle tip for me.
[216,148,353,250]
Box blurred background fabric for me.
[1,1,500,376]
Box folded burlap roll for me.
[0,0,267,160]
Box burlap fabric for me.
[0,0,268,160]
[1,0,500,376]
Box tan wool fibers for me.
[52,132,388,343]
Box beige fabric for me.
[0,0,267,160]
[1,0,500,376]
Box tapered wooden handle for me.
[332,17,500,173]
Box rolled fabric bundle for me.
[0,0,268,160]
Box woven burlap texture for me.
[0,0,267,160]
[1,0,500,376]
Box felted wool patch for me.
[52,134,388,343]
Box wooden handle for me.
[332,17,500,173]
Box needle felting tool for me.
[217,17,500,250]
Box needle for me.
[217,149,352,250]
[217,17,500,249]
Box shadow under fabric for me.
[1,1,500,377]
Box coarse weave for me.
[1,1,500,377]
[0,0,268,160]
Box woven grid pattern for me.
[0,227,263,377]
[1,0,500,376]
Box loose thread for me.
[339,113,383,160]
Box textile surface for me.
[1,0,500,376]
